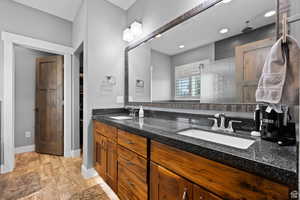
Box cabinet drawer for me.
[193,185,223,200]
[118,164,147,200]
[118,145,147,182]
[151,141,289,200]
[94,121,117,141]
[118,184,140,200]
[118,129,147,158]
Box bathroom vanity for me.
[92,0,298,199]
[92,109,297,200]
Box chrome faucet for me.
[209,113,242,133]
[129,108,138,118]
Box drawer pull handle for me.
[126,161,134,165]
[127,180,134,186]
[182,188,189,200]
[126,140,134,145]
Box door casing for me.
[1,31,74,173]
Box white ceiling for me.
[149,0,276,56]
[106,0,137,10]
[13,0,83,21]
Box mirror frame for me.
[124,0,282,110]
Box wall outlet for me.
[25,131,31,138]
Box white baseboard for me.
[1,163,14,174]
[64,150,72,158]
[96,175,120,200]
[81,165,98,179]
[71,149,81,157]
[15,145,35,154]
[80,165,119,199]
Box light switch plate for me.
[25,131,31,138]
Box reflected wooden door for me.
[235,38,275,103]
[35,56,64,156]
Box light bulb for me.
[123,28,134,42]
[131,21,143,37]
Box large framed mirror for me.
[125,0,279,111]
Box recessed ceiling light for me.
[155,34,162,38]
[222,0,232,3]
[264,10,276,18]
[179,45,185,49]
[219,28,229,34]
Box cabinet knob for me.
[182,188,189,200]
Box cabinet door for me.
[151,162,193,200]
[193,185,222,200]
[106,139,117,192]
[94,132,107,178]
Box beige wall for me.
[78,0,127,169]
[0,0,72,99]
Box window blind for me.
[175,63,202,99]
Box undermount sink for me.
[110,116,133,120]
[177,129,255,150]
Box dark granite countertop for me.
[93,111,297,186]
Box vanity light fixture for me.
[179,45,185,49]
[123,28,134,42]
[219,28,229,34]
[264,10,276,18]
[155,34,162,38]
[221,0,232,3]
[131,21,143,37]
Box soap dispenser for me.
[139,106,144,118]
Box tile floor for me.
[0,152,114,200]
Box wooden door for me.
[106,139,117,192]
[235,38,275,103]
[150,162,193,200]
[94,132,107,178]
[35,56,64,155]
[193,185,222,200]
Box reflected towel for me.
[256,35,300,105]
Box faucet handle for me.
[214,113,226,118]
[208,118,219,131]
[227,120,242,133]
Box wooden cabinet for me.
[118,145,147,181]
[117,129,148,200]
[94,131,107,178]
[93,121,117,193]
[151,162,193,200]
[118,129,147,158]
[106,139,117,192]
[151,162,221,200]
[151,141,289,200]
[94,121,290,200]
[118,163,148,200]
[193,185,222,200]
